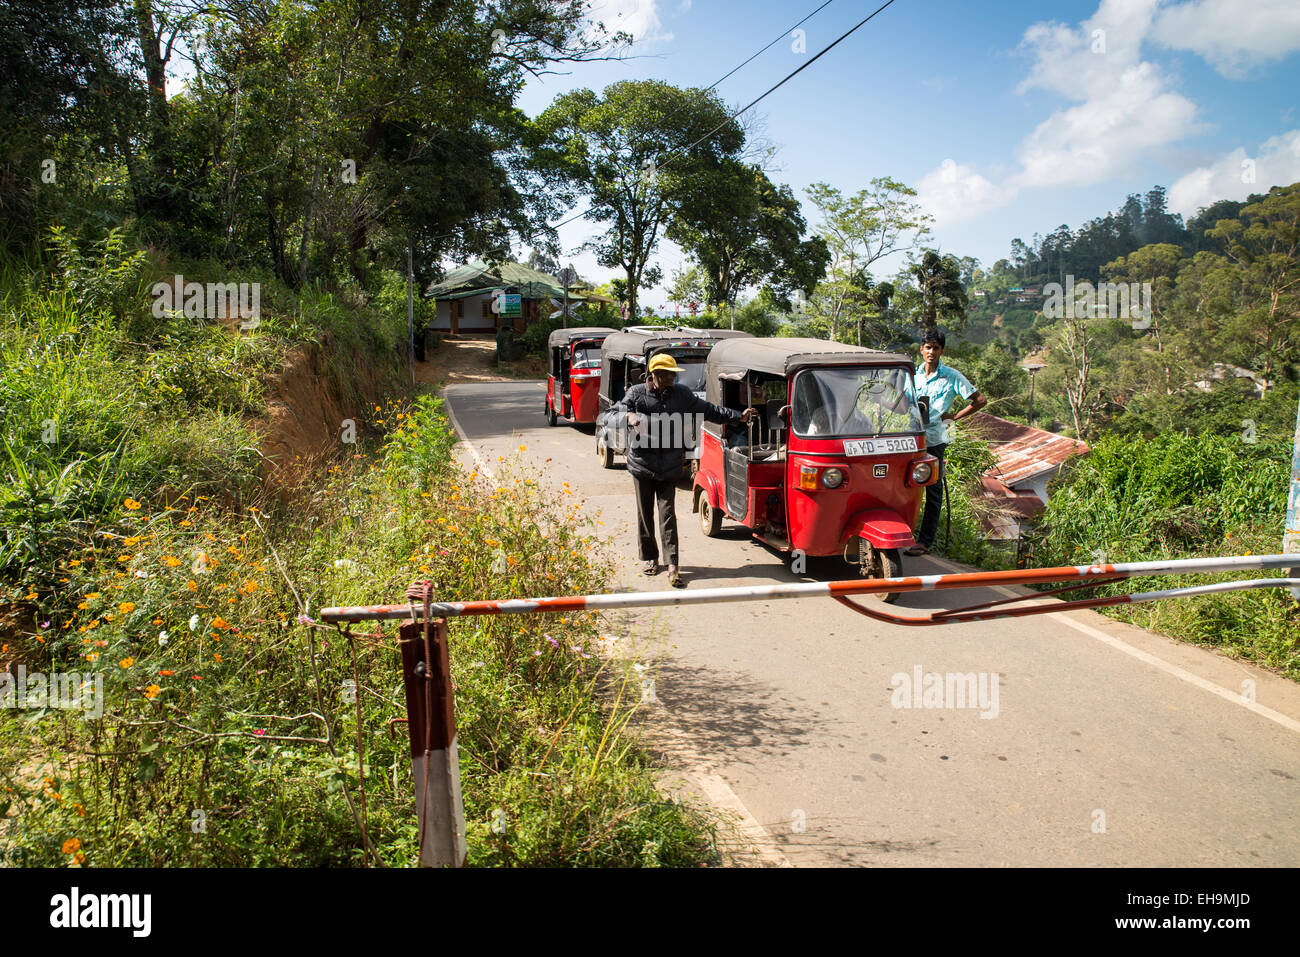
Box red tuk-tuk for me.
[546,327,618,427]
[691,338,939,600]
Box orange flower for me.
[62,838,81,855]
[119,657,134,668]
[123,498,142,510]
[74,852,85,865]
[158,669,174,676]
[119,602,135,615]
[212,617,231,630]
[162,556,181,568]
[186,580,198,591]
[144,684,160,699]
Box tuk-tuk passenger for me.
[613,354,756,586]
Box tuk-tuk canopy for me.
[547,327,618,350]
[706,337,913,379]
[601,327,753,361]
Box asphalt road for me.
[444,380,1300,867]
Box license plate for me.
[843,436,918,456]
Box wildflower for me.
[189,614,199,631]
[74,852,85,865]
[144,685,160,699]
[119,602,135,615]
[186,580,198,591]
[297,613,315,626]
[40,621,50,629]
[254,729,267,736]
[162,556,181,568]
[212,617,231,630]
[213,653,223,664]
[158,632,168,645]
[74,804,85,817]
[192,675,203,681]
[123,498,142,510]
[545,634,559,649]
[62,838,81,855]
[158,669,174,677]
[119,657,134,668]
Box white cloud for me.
[586,0,671,46]
[1152,0,1300,77]
[1011,0,1200,188]
[1167,130,1300,216]
[917,159,1019,225]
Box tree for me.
[805,178,932,340]
[668,159,829,314]
[667,265,706,314]
[537,80,744,318]
[1102,243,1187,396]
[905,249,968,332]
[1208,184,1300,389]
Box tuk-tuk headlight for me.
[821,467,845,489]
[911,462,933,484]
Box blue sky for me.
[515,0,1300,310]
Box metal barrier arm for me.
[320,553,1300,624]
[835,576,1300,626]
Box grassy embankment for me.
[933,426,1297,679]
[0,233,716,866]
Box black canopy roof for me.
[600,326,753,361]
[706,337,914,379]
[547,326,618,349]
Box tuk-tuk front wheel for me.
[546,405,558,426]
[698,492,722,537]
[597,431,615,469]
[860,541,902,603]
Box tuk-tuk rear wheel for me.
[547,406,558,426]
[860,541,903,603]
[698,493,722,537]
[597,431,615,469]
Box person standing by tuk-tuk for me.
[612,354,756,586]
[906,328,986,556]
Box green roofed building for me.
[425,259,612,334]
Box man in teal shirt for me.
[907,328,985,556]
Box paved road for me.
[445,380,1300,867]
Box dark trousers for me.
[917,443,948,548]
[633,474,679,565]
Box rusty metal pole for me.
[399,617,467,867]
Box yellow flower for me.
[144,684,160,699]
[162,556,181,568]
[213,653,223,663]
[123,498,142,510]
[74,852,85,865]
[119,657,134,668]
[119,602,135,615]
[62,838,81,855]
[186,580,198,591]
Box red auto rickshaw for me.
[691,338,939,600]
[545,327,618,427]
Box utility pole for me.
[1023,363,1045,427]
[407,238,415,386]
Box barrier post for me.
[399,616,467,867]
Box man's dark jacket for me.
[609,382,744,482]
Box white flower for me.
[158,631,169,646]
[188,614,199,632]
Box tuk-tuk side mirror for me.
[777,404,791,425]
[918,396,930,421]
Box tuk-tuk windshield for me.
[792,366,923,437]
[674,357,707,393]
[572,343,601,370]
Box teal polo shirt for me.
[917,361,976,447]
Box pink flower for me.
[254,729,267,736]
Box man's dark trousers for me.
[917,442,948,548]
[633,474,679,566]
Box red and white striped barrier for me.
[322,553,1300,625]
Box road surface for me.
[444,380,1300,867]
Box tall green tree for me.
[805,178,932,340]
[536,80,745,318]
[667,159,828,314]
[903,249,968,332]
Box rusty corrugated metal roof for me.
[966,412,1089,488]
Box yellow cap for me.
[648,354,683,374]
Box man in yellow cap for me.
[611,353,756,586]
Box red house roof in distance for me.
[966,412,1089,488]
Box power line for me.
[656,0,901,177]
